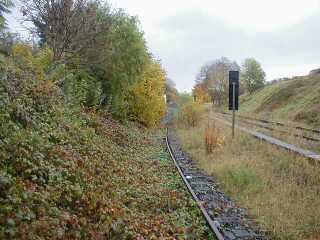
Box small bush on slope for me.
[179,101,204,128]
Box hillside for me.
[240,73,320,127]
[0,60,211,239]
[0,2,210,237]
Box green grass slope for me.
[240,74,320,127]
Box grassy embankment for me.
[213,74,320,153]
[175,111,320,240]
[240,74,320,128]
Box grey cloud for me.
[148,10,320,91]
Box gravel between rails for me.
[166,129,267,240]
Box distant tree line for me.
[192,56,266,105]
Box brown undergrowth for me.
[204,121,225,154]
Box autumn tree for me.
[21,0,107,60]
[19,0,165,125]
[241,58,266,94]
[98,10,150,117]
[196,57,239,105]
[22,1,150,118]
[192,81,210,103]
[128,59,166,127]
[0,0,13,55]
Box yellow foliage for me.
[192,83,210,103]
[33,47,54,80]
[180,101,204,127]
[167,89,178,104]
[128,60,166,127]
[11,44,54,81]
[35,47,54,69]
[203,121,224,153]
[11,43,34,69]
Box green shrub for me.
[62,71,102,107]
[179,101,204,127]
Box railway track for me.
[165,128,265,240]
[219,112,320,142]
[164,108,319,239]
[213,113,320,161]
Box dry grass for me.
[204,121,224,153]
[176,113,320,240]
[216,112,320,153]
[231,114,320,153]
[258,126,320,154]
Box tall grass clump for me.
[204,121,224,153]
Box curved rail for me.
[236,116,320,142]
[220,112,320,138]
[165,129,225,240]
[213,116,320,161]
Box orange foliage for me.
[192,82,210,103]
[204,121,224,153]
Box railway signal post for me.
[229,71,239,138]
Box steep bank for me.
[0,67,212,239]
[240,73,320,127]
[0,105,215,238]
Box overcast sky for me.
[7,0,320,92]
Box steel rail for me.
[213,116,320,161]
[220,114,320,142]
[220,112,320,135]
[165,129,225,240]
